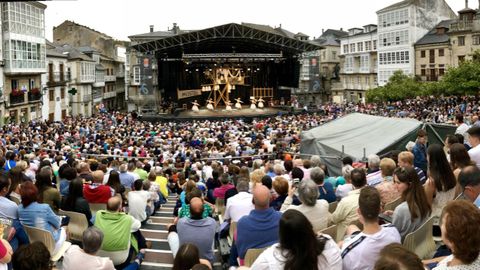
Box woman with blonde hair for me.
[376,158,400,206]
[249,169,265,191]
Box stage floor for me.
[140,106,290,121]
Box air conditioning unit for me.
[56,97,60,102]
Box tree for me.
[366,70,422,102]
[440,60,480,95]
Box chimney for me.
[149,25,154,33]
[340,28,343,31]
[465,0,468,8]
[322,29,324,34]
[279,23,282,28]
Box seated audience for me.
[330,168,366,241]
[18,181,66,254]
[449,143,475,180]
[0,239,12,266]
[236,185,281,262]
[374,243,425,270]
[366,154,383,186]
[63,226,145,270]
[213,173,234,200]
[280,179,330,232]
[59,165,77,197]
[119,164,135,189]
[251,209,342,269]
[458,165,480,207]
[310,167,336,203]
[61,178,93,226]
[127,179,151,223]
[84,170,114,204]
[270,177,289,211]
[172,243,212,270]
[224,180,254,223]
[177,188,213,220]
[375,158,400,206]
[387,167,431,241]
[397,151,427,184]
[35,169,61,212]
[12,242,51,270]
[335,165,354,199]
[340,187,401,270]
[433,200,480,269]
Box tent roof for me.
[301,113,421,160]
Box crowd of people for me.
[0,95,479,270]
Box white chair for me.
[89,203,107,216]
[59,209,89,242]
[384,197,402,211]
[403,216,436,259]
[244,247,268,267]
[23,225,71,262]
[328,201,338,213]
[319,224,337,240]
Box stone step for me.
[149,216,174,223]
[143,223,168,231]
[143,249,174,265]
[140,229,169,240]
[154,212,174,217]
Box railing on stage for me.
[253,87,273,99]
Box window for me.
[133,66,140,84]
[332,51,337,60]
[439,64,445,76]
[49,89,54,101]
[438,49,444,57]
[421,65,426,76]
[60,87,65,99]
[11,79,18,91]
[421,50,426,58]
[458,55,465,63]
[357,42,363,52]
[350,43,355,53]
[458,36,465,46]
[365,41,372,51]
[473,35,480,45]
[373,40,377,50]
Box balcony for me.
[47,72,71,87]
[105,75,116,82]
[28,92,42,102]
[116,72,125,78]
[450,21,473,32]
[9,93,26,105]
[103,91,117,99]
[82,95,92,102]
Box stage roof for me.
[131,23,322,57]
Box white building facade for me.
[338,25,378,103]
[376,0,456,86]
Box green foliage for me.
[366,53,480,102]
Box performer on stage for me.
[191,100,200,112]
[258,97,265,109]
[206,99,214,110]
[250,97,257,110]
[225,100,233,111]
[235,98,243,109]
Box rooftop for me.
[414,19,455,46]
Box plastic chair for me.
[89,203,107,216]
[244,247,268,267]
[228,221,237,246]
[403,216,436,259]
[10,196,20,205]
[384,197,402,211]
[59,209,89,242]
[328,201,338,213]
[23,225,71,262]
[319,224,337,240]
[215,198,225,216]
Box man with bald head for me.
[83,170,114,203]
[94,196,145,268]
[168,197,217,263]
[236,185,282,263]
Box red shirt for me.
[213,184,235,199]
[83,184,112,203]
[0,238,7,259]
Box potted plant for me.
[30,88,40,95]
[11,89,23,96]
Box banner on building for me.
[177,89,202,100]
[308,56,321,92]
[139,54,154,95]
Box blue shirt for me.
[412,143,427,172]
[119,172,135,189]
[236,208,281,259]
[18,202,61,241]
[59,179,70,197]
[318,182,337,203]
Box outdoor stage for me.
[139,106,291,122]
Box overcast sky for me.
[45,0,466,41]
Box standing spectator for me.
[433,201,480,269]
[412,129,428,174]
[467,126,480,168]
[340,187,401,270]
[251,209,342,269]
[310,167,336,203]
[455,114,469,143]
[330,168,366,241]
[397,151,427,184]
[236,185,281,263]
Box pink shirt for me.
[213,184,235,199]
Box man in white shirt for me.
[467,126,480,168]
[127,180,151,223]
[224,181,254,223]
[455,114,470,143]
[340,186,401,270]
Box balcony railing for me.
[9,93,26,105]
[105,75,116,82]
[450,21,473,32]
[48,72,71,86]
[28,92,42,102]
